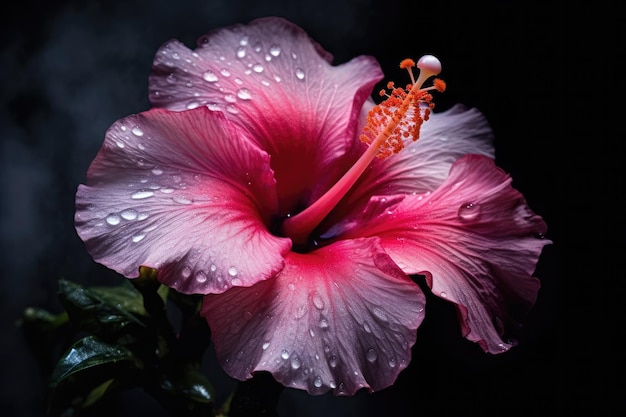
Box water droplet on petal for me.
[220,68,231,77]
[182,266,192,278]
[236,47,246,58]
[281,349,290,360]
[328,355,338,368]
[313,376,323,388]
[312,293,325,310]
[106,214,121,225]
[228,266,238,276]
[224,94,236,103]
[291,356,302,370]
[172,195,193,205]
[273,74,281,83]
[120,209,138,220]
[226,105,239,114]
[239,36,249,46]
[202,70,218,82]
[320,318,329,329]
[269,45,281,56]
[458,202,481,221]
[237,88,252,100]
[295,68,305,79]
[131,126,144,136]
[137,213,148,220]
[440,291,448,298]
[196,271,207,283]
[132,233,146,243]
[366,348,377,362]
[151,168,163,175]
[253,63,264,73]
[262,341,270,350]
[210,264,217,272]
[131,190,154,200]
[388,357,397,368]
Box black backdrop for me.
[1,1,622,416]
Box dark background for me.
[1,0,622,416]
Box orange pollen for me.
[399,58,415,69]
[360,56,445,159]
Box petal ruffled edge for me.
[201,238,425,395]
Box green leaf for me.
[47,336,142,414]
[159,364,214,404]
[57,279,148,343]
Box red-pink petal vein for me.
[201,238,425,395]
[148,17,383,214]
[75,107,290,294]
[339,155,550,353]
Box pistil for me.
[281,55,445,245]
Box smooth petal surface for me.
[148,17,383,215]
[75,107,290,294]
[201,238,425,395]
[337,155,550,353]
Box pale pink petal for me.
[148,17,383,215]
[332,104,495,220]
[201,238,425,395]
[335,155,550,353]
[75,107,290,294]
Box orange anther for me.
[434,78,446,92]
[399,58,415,69]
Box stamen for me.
[281,55,444,245]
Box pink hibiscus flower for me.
[75,17,550,395]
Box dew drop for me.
[166,73,176,84]
[220,68,231,77]
[328,355,338,368]
[252,63,264,73]
[273,74,281,83]
[186,101,200,110]
[224,93,237,103]
[269,45,281,56]
[290,356,302,370]
[313,376,323,388]
[309,328,315,337]
[234,77,243,85]
[366,348,377,362]
[236,47,246,58]
[132,233,146,243]
[210,264,217,272]
[363,322,372,333]
[196,271,207,283]
[231,278,243,286]
[320,318,329,329]
[182,266,192,278]
[295,68,305,79]
[262,341,270,350]
[160,187,174,194]
[312,293,325,310]
[237,88,252,100]
[228,266,238,276]
[458,202,481,221]
[172,195,193,205]
[202,70,218,82]
[239,36,249,46]
[281,349,290,360]
[120,209,138,220]
[131,190,154,200]
[253,43,262,53]
[440,291,448,298]
[106,214,121,225]
[115,140,125,148]
[388,357,397,368]
[137,213,149,221]
[226,105,239,114]
[151,168,163,176]
[207,103,220,111]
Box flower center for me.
[281,55,446,246]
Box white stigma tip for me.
[417,55,442,75]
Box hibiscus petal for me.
[75,107,290,294]
[148,17,383,215]
[337,155,550,353]
[201,238,425,395]
[335,104,495,219]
